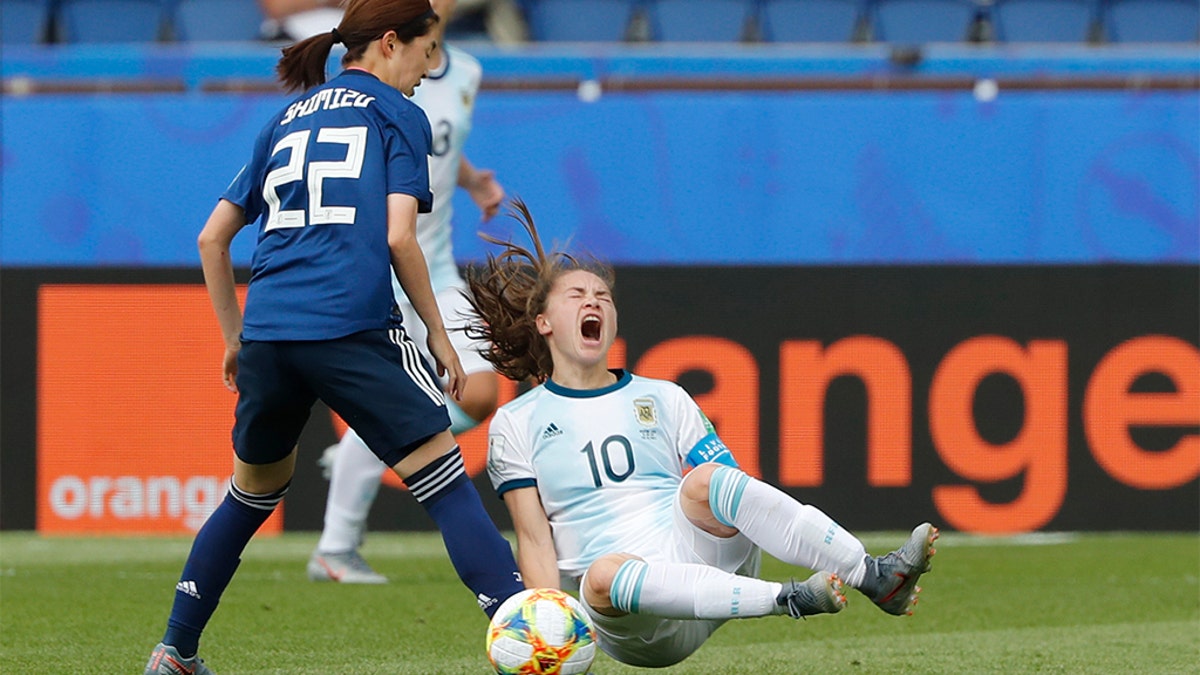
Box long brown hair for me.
[465,199,615,383]
[275,0,438,92]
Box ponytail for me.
[276,31,340,93]
[274,0,438,93]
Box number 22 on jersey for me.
[263,126,367,231]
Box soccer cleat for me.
[862,522,939,616]
[777,572,847,619]
[316,442,339,480]
[144,642,215,675]
[307,549,388,584]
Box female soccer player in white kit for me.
[471,203,940,668]
[307,0,507,584]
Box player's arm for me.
[198,198,248,393]
[675,388,739,469]
[503,486,560,589]
[457,155,504,221]
[387,192,466,400]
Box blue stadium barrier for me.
[1,44,1197,266]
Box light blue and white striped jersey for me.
[401,45,482,295]
[488,370,736,581]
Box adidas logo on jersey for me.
[176,580,201,600]
[542,423,564,440]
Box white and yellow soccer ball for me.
[485,588,597,675]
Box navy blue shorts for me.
[232,326,450,467]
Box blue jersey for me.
[222,69,434,341]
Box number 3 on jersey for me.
[581,435,635,488]
[263,126,367,231]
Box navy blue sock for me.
[162,480,287,657]
[406,448,524,617]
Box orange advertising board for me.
[30,271,1198,536]
[37,285,284,535]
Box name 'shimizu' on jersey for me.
[281,87,377,126]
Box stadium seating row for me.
[2,0,1197,45]
[535,0,1196,43]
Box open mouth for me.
[581,315,602,341]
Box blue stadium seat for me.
[57,0,166,43]
[761,0,864,42]
[649,0,754,41]
[174,0,267,41]
[869,0,978,42]
[525,0,639,41]
[2,0,52,44]
[1105,0,1199,42]
[993,0,1098,42]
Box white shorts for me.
[396,284,492,377]
[578,483,760,668]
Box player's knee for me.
[586,554,629,591]
[681,462,720,503]
[681,463,741,538]
[584,553,640,609]
[458,394,497,422]
[459,372,500,420]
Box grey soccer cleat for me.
[307,549,388,584]
[144,642,215,675]
[861,522,939,616]
[777,572,847,618]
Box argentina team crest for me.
[633,398,657,426]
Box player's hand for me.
[222,344,240,393]
[428,332,467,401]
[466,169,504,221]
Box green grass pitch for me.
[1,531,1196,673]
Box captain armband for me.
[685,433,738,469]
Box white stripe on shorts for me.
[389,327,445,406]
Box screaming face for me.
[537,269,617,370]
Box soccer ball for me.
[486,588,597,674]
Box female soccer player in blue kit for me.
[307,0,510,585]
[469,202,939,668]
[143,2,521,673]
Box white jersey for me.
[390,47,491,375]
[488,370,735,582]
[402,45,482,294]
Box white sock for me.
[316,428,386,553]
[609,559,786,619]
[708,465,868,587]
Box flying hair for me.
[464,199,615,383]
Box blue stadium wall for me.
[2,44,1197,533]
